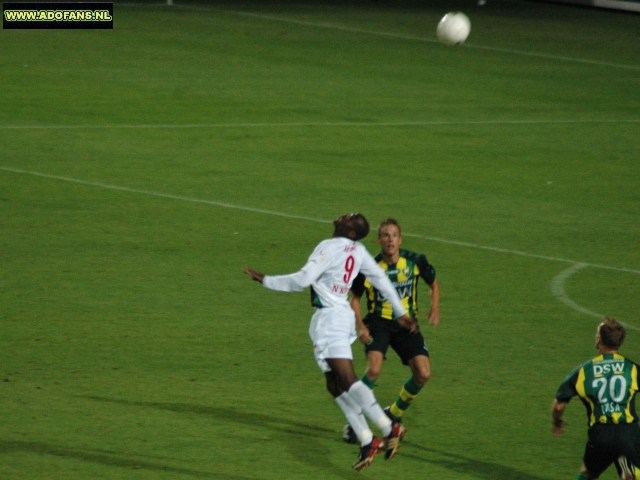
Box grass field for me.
[1,0,639,478]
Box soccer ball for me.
[436,12,471,46]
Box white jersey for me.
[263,237,407,318]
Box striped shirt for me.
[351,249,436,320]
[556,353,639,426]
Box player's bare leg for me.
[325,358,359,394]
[409,355,431,387]
[362,351,384,387]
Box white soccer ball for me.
[436,12,471,46]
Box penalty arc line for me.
[2,166,639,329]
[550,264,639,332]
[551,264,601,318]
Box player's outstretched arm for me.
[243,267,264,284]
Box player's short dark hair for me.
[333,213,370,241]
[378,218,401,237]
[599,317,626,350]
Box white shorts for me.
[308,305,357,373]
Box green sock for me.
[575,474,589,480]
[360,374,376,390]
[404,376,422,396]
[389,376,423,418]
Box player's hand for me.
[551,420,568,436]
[358,326,372,345]
[427,308,440,327]
[243,267,264,283]
[398,314,419,333]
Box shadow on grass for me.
[81,396,550,479]
[0,440,250,479]
[83,396,355,479]
[84,395,336,437]
[404,443,551,480]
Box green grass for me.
[1,0,639,478]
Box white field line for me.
[1,119,639,130]
[2,166,638,328]
[117,2,640,72]
[2,165,639,276]
[551,263,604,317]
[551,264,639,331]
[218,8,640,71]
[402,233,640,276]
[0,167,331,224]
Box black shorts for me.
[584,423,640,478]
[363,315,429,365]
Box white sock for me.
[335,393,373,446]
[347,381,392,437]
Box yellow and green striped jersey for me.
[556,353,639,426]
[351,249,436,320]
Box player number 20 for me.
[592,375,627,403]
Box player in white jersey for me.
[243,213,417,471]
